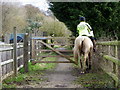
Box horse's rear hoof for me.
[80,71,85,74]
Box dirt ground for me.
[37,57,82,88]
[18,57,83,88]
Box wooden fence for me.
[0,44,23,80]
[0,34,30,89]
[97,41,120,88]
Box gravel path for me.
[36,57,82,88]
[17,57,82,88]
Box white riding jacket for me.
[77,22,94,37]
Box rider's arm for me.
[86,23,94,37]
[90,31,94,37]
[86,23,92,32]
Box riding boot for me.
[93,40,96,52]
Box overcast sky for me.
[2,0,49,11]
[20,0,49,11]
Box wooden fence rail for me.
[97,41,120,88]
[31,37,75,60]
[97,41,120,46]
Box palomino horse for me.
[73,36,93,73]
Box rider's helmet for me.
[79,16,85,21]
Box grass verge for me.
[74,71,114,88]
[3,56,57,88]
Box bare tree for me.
[2,2,27,36]
[40,16,71,37]
[24,4,41,20]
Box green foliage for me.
[20,57,56,73]
[3,83,16,88]
[24,19,42,33]
[3,57,57,88]
[50,2,120,39]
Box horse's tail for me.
[73,36,84,64]
[74,36,84,51]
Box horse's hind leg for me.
[88,52,92,70]
[80,58,83,69]
[86,58,89,68]
[83,53,88,73]
[86,58,90,72]
[74,49,78,65]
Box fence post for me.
[0,5,2,88]
[114,46,119,87]
[108,45,111,55]
[0,52,2,89]
[118,46,120,88]
[32,39,35,59]
[13,27,17,76]
[29,31,32,60]
[23,34,29,73]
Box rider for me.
[77,16,96,52]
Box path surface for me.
[36,57,82,88]
[17,57,82,88]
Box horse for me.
[73,36,93,73]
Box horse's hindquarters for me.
[73,36,93,73]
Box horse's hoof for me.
[80,71,85,74]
